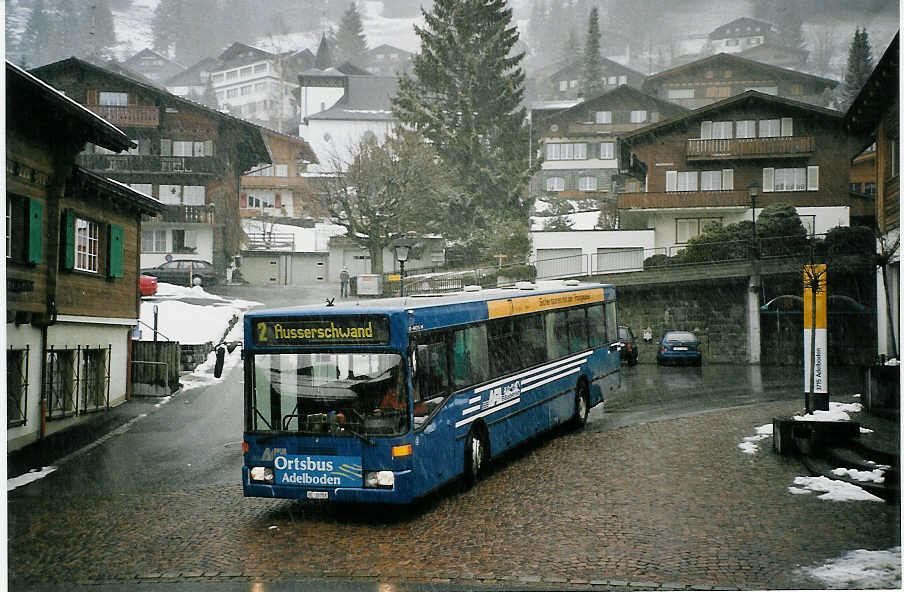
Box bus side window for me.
[605,301,618,343]
[412,339,449,409]
[587,304,606,346]
[568,308,589,353]
[488,318,519,375]
[546,310,570,360]
[519,313,546,367]
[452,325,489,389]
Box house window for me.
[98,92,128,106]
[546,143,586,160]
[211,73,225,83]
[81,348,108,412]
[546,177,565,191]
[172,229,198,253]
[599,142,615,159]
[226,88,238,99]
[75,217,99,272]
[725,39,740,47]
[595,110,612,124]
[736,120,756,138]
[248,194,275,208]
[791,84,803,96]
[676,217,722,243]
[705,86,731,98]
[799,215,816,236]
[630,110,647,123]
[141,230,167,252]
[759,119,780,137]
[618,75,627,85]
[700,170,722,191]
[570,79,578,88]
[579,176,598,191]
[558,80,568,91]
[608,76,617,85]
[667,88,695,99]
[665,171,698,192]
[182,186,206,205]
[764,167,818,192]
[701,121,733,139]
[274,164,289,177]
[7,347,29,427]
[240,66,253,78]
[226,70,238,80]
[780,117,793,137]
[241,85,252,96]
[254,63,268,74]
[172,141,193,156]
[45,349,76,419]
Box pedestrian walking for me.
[340,268,350,298]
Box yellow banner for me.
[487,289,605,318]
[803,264,827,329]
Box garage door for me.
[595,247,644,273]
[536,248,583,279]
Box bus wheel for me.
[573,381,590,428]
[464,428,488,488]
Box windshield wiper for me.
[339,424,375,446]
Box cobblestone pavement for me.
[8,397,899,590]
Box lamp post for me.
[747,180,760,259]
[393,240,412,298]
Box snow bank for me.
[738,423,773,455]
[788,476,884,502]
[801,547,901,589]
[793,401,863,422]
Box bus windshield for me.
[249,352,408,437]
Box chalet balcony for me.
[241,175,310,190]
[77,154,218,175]
[686,136,815,160]
[618,189,851,211]
[86,104,159,128]
[156,205,215,224]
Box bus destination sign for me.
[253,315,390,346]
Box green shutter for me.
[108,224,124,278]
[26,198,43,264]
[62,209,75,270]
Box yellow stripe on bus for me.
[487,288,605,318]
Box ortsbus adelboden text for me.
[241,281,620,503]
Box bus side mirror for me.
[214,347,226,378]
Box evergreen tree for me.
[331,3,368,64]
[19,0,52,67]
[152,0,186,58]
[315,33,334,69]
[580,7,603,98]
[559,28,580,64]
[81,0,118,60]
[841,27,874,109]
[392,0,537,252]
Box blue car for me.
[657,330,702,365]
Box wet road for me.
[8,284,896,591]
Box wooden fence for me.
[131,341,181,396]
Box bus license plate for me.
[306,491,328,500]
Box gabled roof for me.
[738,41,808,61]
[164,56,218,87]
[621,90,843,145]
[258,127,319,165]
[86,55,168,89]
[643,53,838,89]
[75,167,165,214]
[709,17,778,40]
[305,76,397,121]
[6,61,134,152]
[215,42,275,70]
[542,85,687,128]
[547,57,644,81]
[123,48,185,69]
[30,57,270,166]
[845,32,899,143]
[363,44,414,58]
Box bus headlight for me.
[364,470,394,489]
[250,466,274,483]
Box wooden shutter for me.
[240,193,247,207]
[62,210,75,270]
[26,198,43,264]
[721,169,734,191]
[807,166,819,191]
[781,117,793,137]
[128,93,137,106]
[274,194,282,207]
[160,139,172,156]
[107,224,124,278]
[204,140,213,156]
[86,90,98,105]
[665,170,678,192]
[762,168,775,193]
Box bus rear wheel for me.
[573,381,590,428]
[464,428,488,488]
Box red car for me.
[139,274,158,297]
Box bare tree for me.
[808,25,839,77]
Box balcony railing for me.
[77,154,218,175]
[618,190,752,210]
[245,232,295,251]
[157,205,214,224]
[686,136,814,160]
[86,104,159,128]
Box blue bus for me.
[241,280,620,503]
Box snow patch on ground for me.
[789,476,884,502]
[800,547,901,589]
[7,467,57,491]
[831,467,886,484]
[139,283,261,344]
[738,423,773,455]
[793,401,863,422]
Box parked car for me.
[140,259,216,287]
[139,274,158,297]
[617,325,638,366]
[656,330,702,365]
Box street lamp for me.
[393,239,413,297]
[747,179,760,258]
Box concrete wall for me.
[140,225,215,269]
